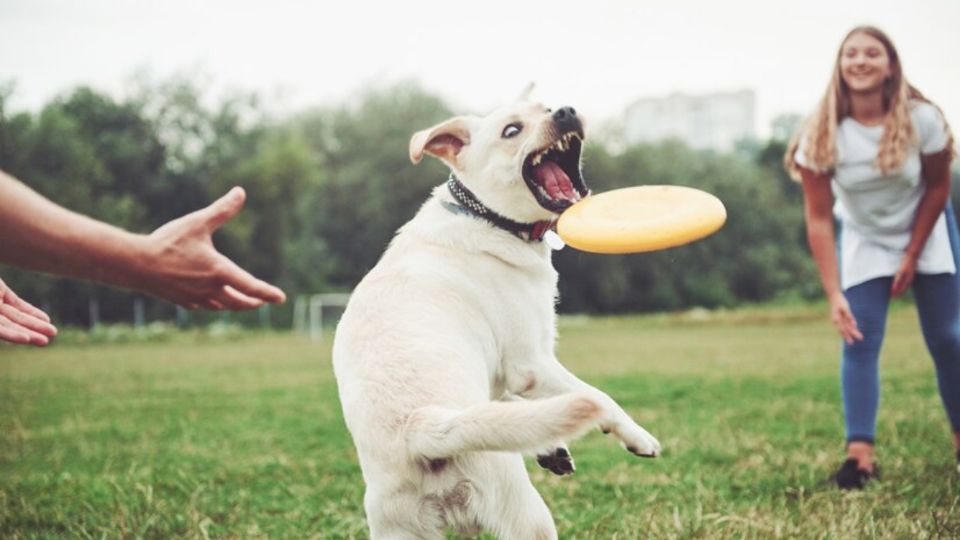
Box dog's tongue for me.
[532,160,577,201]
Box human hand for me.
[828,292,863,345]
[135,187,286,310]
[0,277,57,346]
[890,253,918,297]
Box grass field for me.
[1,305,958,539]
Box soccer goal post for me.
[293,293,351,341]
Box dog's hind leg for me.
[364,484,445,540]
[468,452,558,540]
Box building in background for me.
[624,89,756,152]
[770,112,803,142]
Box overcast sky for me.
[1,0,958,139]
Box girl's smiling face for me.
[839,31,892,94]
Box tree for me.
[290,82,454,290]
[0,78,826,325]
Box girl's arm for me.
[799,166,863,343]
[892,148,953,295]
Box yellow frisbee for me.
[557,185,727,254]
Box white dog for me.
[333,94,661,539]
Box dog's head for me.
[409,96,589,223]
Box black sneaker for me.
[834,458,878,490]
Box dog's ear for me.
[409,117,471,166]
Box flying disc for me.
[557,186,727,254]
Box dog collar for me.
[444,174,557,243]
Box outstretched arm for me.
[0,170,286,344]
[799,165,863,344]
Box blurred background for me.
[2,0,959,332]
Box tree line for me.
[2,77,954,327]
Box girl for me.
[785,26,958,489]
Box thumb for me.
[204,187,246,231]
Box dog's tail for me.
[404,393,602,459]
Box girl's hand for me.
[891,253,918,297]
[829,291,863,344]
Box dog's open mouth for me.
[522,130,590,213]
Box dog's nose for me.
[552,106,580,131]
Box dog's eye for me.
[502,123,523,139]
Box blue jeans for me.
[841,207,960,444]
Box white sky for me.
[1,0,959,139]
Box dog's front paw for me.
[618,424,661,458]
[536,446,575,475]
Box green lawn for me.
[1,305,958,539]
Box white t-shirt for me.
[796,101,953,290]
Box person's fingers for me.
[202,298,226,311]
[894,280,906,296]
[0,303,57,337]
[834,316,853,344]
[213,285,265,311]
[891,266,915,297]
[216,258,286,304]
[26,330,50,346]
[203,187,246,232]
[891,273,905,296]
[900,274,913,296]
[164,291,201,311]
[0,317,32,345]
[844,321,864,343]
[0,280,51,322]
[834,325,852,344]
[849,325,864,342]
[0,315,49,346]
[11,295,50,322]
[839,307,863,343]
[832,303,860,344]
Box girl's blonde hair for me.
[784,25,955,180]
